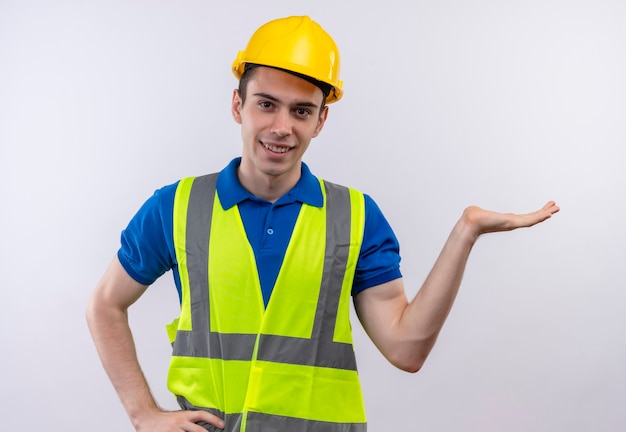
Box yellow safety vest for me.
[166,173,367,431]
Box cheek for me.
[241,110,268,134]
[239,113,257,137]
[241,124,256,144]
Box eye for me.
[258,100,273,110]
[294,108,312,118]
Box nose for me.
[270,109,292,137]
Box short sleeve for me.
[117,182,178,286]
[352,194,402,295]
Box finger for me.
[538,202,559,221]
[524,202,559,226]
[548,201,560,215]
[542,200,559,214]
[185,410,225,430]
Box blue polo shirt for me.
[118,158,402,306]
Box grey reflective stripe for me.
[256,334,356,370]
[172,331,256,360]
[174,175,357,370]
[256,181,357,370]
[172,174,218,359]
[186,173,218,336]
[313,181,351,340]
[246,412,367,432]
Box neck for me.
[237,164,301,203]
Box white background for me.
[1,1,625,430]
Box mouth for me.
[261,141,292,154]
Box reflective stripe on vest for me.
[167,173,367,431]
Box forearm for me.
[355,215,477,373]
[398,215,478,364]
[399,201,560,353]
[86,298,160,428]
[357,201,558,373]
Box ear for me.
[231,89,243,124]
[312,105,329,138]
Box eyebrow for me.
[252,92,320,109]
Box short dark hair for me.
[238,63,331,110]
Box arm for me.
[354,201,559,373]
[86,256,225,431]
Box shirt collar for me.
[216,157,323,209]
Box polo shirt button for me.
[267,228,274,235]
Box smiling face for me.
[231,66,328,201]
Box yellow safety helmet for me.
[232,16,343,103]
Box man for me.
[86,16,559,432]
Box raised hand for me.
[463,200,560,238]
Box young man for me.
[87,16,559,432]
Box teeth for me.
[263,142,290,153]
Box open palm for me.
[464,200,560,236]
